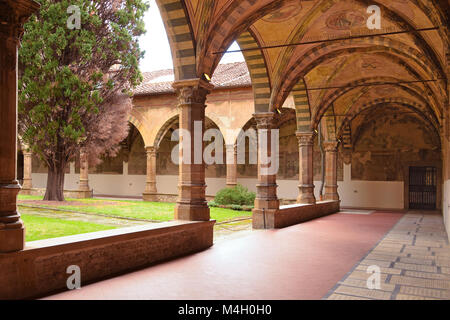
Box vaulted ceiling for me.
[156,0,449,143]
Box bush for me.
[207,201,218,208]
[214,184,256,206]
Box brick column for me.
[173,79,214,221]
[143,146,158,201]
[78,147,91,195]
[22,151,33,189]
[324,141,340,201]
[252,112,279,229]
[226,144,237,187]
[296,131,316,204]
[0,0,39,252]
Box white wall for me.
[338,164,404,210]
[443,180,450,238]
[32,163,405,209]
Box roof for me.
[133,62,251,96]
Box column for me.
[252,112,279,229]
[143,146,158,201]
[78,147,91,196]
[0,0,40,252]
[296,131,316,204]
[22,151,33,189]
[173,79,214,221]
[225,144,237,187]
[324,140,340,201]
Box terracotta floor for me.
[46,211,405,300]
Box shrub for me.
[214,184,256,206]
[207,201,218,208]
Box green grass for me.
[22,214,116,242]
[18,195,250,222]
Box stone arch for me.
[312,77,441,131]
[236,30,272,113]
[292,78,311,132]
[128,109,153,147]
[270,39,444,114]
[155,0,197,80]
[336,98,441,146]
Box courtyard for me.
[0,0,449,306]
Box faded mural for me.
[351,106,441,181]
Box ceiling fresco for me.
[157,0,448,146]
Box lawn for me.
[22,214,116,242]
[18,195,251,223]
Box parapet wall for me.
[0,220,214,299]
[253,200,340,229]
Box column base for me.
[143,192,158,202]
[175,204,210,221]
[226,183,237,188]
[324,194,340,201]
[252,208,278,229]
[0,226,25,253]
[67,190,93,199]
[297,194,316,204]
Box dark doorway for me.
[409,167,437,210]
[17,152,24,185]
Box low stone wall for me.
[20,188,93,199]
[253,200,340,229]
[0,220,215,299]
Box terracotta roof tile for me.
[133,62,250,96]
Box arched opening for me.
[154,115,227,198]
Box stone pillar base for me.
[226,183,237,188]
[143,192,158,202]
[324,186,340,201]
[297,194,316,204]
[252,208,278,229]
[67,190,93,199]
[175,204,210,221]
[19,188,33,196]
[0,226,25,253]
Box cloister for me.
[0,0,449,300]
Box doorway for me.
[409,166,437,210]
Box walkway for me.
[45,211,450,300]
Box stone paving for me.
[325,212,450,300]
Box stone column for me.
[225,144,237,187]
[0,0,40,252]
[324,140,340,201]
[252,112,279,229]
[78,147,91,197]
[143,146,158,201]
[173,79,214,221]
[296,131,316,204]
[22,151,33,189]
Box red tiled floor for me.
[45,212,403,300]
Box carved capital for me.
[323,140,339,152]
[146,146,157,155]
[172,78,214,106]
[296,131,315,146]
[0,0,40,41]
[253,112,278,130]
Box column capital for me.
[323,140,339,152]
[296,131,315,146]
[0,0,40,41]
[172,78,215,106]
[145,146,157,154]
[253,112,278,129]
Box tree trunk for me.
[44,163,66,201]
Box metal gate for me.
[409,167,437,210]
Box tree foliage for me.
[18,0,148,200]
